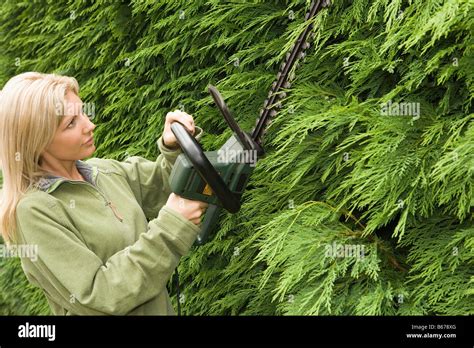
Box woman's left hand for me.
[162,110,196,149]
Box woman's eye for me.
[67,117,77,128]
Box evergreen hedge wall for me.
[0,0,472,315]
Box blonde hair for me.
[0,72,79,244]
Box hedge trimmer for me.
[169,0,331,245]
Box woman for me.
[0,72,208,315]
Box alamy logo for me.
[380,100,420,119]
[217,149,258,167]
[324,242,365,259]
[0,244,38,262]
[18,322,56,341]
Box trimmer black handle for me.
[170,122,241,213]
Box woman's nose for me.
[87,122,96,132]
[83,113,96,131]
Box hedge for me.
[0,0,472,315]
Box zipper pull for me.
[106,201,124,222]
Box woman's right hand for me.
[165,193,209,225]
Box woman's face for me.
[42,90,96,162]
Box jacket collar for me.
[36,160,97,193]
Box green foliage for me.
[0,257,51,315]
[0,0,472,315]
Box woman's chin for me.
[82,144,96,158]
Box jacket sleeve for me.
[89,126,203,220]
[16,193,200,315]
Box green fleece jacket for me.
[14,127,203,315]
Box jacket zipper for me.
[105,201,124,222]
[94,171,124,222]
[64,180,124,223]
